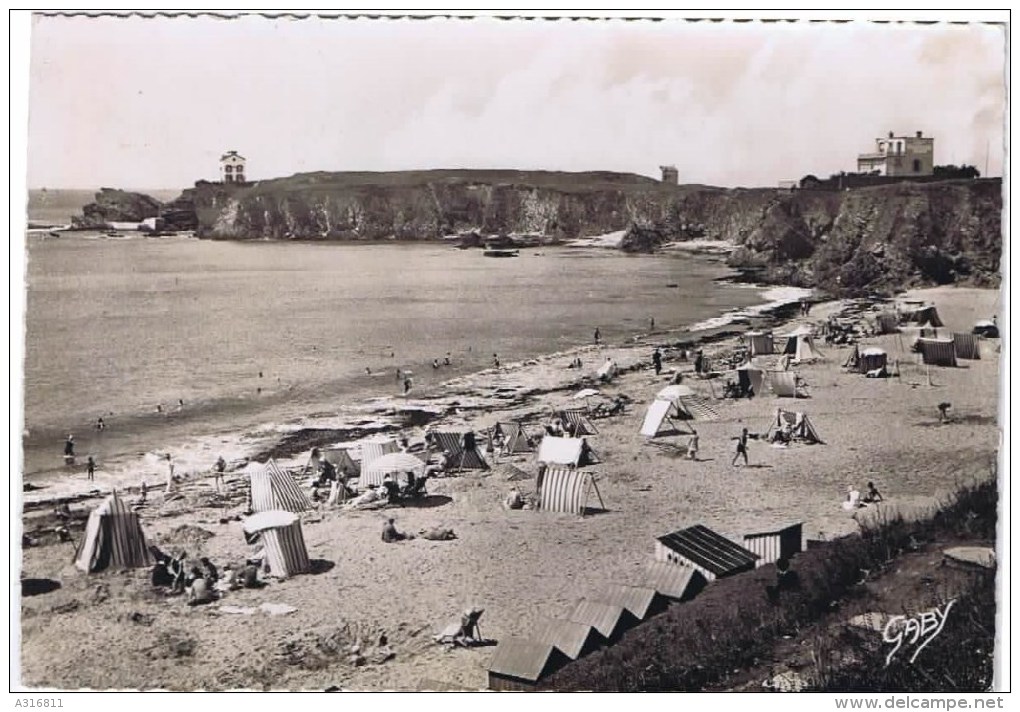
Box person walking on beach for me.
[86,455,96,481]
[686,430,699,461]
[140,480,148,504]
[649,317,655,332]
[731,428,750,467]
[214,456,226,493]
[652,348,663,376]
[64,434,76,463]
[594,327,601,345]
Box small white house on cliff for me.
[220,151,246,183]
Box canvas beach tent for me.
[844,345,888,375]
[359,439,400,476]
[557,409,598,436]
[536,436,600,467]
[767,370,806,398]
[322,448,359,478]
[489,421,536,455]
[875,312,900,334]
[360,452,427,488]
[767,408,823,444]
[952,333,981,360]
[73,491,154,573]
[242,510,311,579]
[735,362,766,397]
[537,466,605,516]
[917,338,958,368]
[900,304,944,328]
[429,431,488,471]
[746,331,775,356]
[780,327,824,363]
[250,459,312,513]
[640,385,718,437]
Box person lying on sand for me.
[419,527,456,541]
[345,485,382,509]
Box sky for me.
[23,13,1008,189]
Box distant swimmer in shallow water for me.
[403,377,413,394]
[156,404,163,414]
[96,417,105,431]
[594,327,601,345]
[492,354,500,368]
[433,359,440,369]
[444,353,451,366]
[366,367,372,375]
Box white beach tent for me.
[736,362,766,397]
[360,452,427,488]
[780,328,824,363]
[73,491,154,573]
[537,436,599,467]
[640,385,718,437]
[242,510,312,578]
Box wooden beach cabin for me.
[487,637,569,691]
[597,583,669,621]
[529,617,605,660]
[655,524,759,581]
[641,561,708,602]
[742,522,804,567]
[567,600,639,642]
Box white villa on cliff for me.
[220,150,246,183]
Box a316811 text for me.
[14,700,63,708]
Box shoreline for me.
[19,278,811,511]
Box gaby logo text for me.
[882,600,955,667]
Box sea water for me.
[18,233,783,498]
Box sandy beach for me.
[17,285,1000,691]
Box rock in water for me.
[70,188,163,229]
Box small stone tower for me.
[660,165,679,184]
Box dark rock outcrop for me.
[70,188,162,229]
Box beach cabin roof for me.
[598,583,664,620]
[642,562,706,601]
[656,525,759,578]
[488,637,564,683]
[568,600,637,639]
[529,618,604,660]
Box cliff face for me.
[134,171,1002,296]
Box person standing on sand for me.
[649,317,655,332]
[686,431,699,461]
[594,327,601,345]
[64,435,75,462]
[165,453,176,493]
[652,348,663,376]
[86,455,96,481]
[140,480,148,504]
[731,428,750,467]
[214,456,226,493]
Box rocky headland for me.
[71,171,1002,296]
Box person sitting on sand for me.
[504,486,524,510]
[842,486,862,511]
[862,481,884,504]
[381,517,409,543]
[151,555,175,588]
[242,562,263,589]
[381,474,402,503]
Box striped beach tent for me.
[242,510,311,579]
[537,466,604,516]
[359,439,399,476]
[490,422,535,455]
[952,333,981,360]
[558,409,598,437]
[73,491,153,573]
[430,431,489,471]
[917,338,958,367]
[250,459,312,513]
[640,384,718,438]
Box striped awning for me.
[250,459,312,513]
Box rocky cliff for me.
[75,171,1000,296]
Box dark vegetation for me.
[541,477,997,692]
